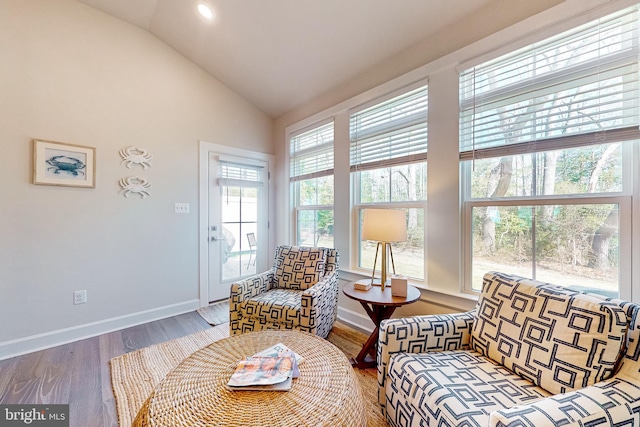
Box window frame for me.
[349,81,429,281]
[292,180,335,247]
[458,6,639,300]
[289,119,336,248]
[353,197,427,281]
[282,1,640,307]
[460,144,634,300]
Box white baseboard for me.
[0,299,200,361]
[336,306,374,334]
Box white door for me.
[208,153,269,303]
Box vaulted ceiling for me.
[77,0,563,118]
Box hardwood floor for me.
[0,311,212,427]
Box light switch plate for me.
[175,202,190,214]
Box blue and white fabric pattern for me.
[377,271,640,427]
[471,271,626,395]
[385,350,551,426]
[229,246,339,339]
[274,246,326,290]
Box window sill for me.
[338,268,478,312]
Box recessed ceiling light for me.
[197,3,214,20]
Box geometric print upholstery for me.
[229,246,339,339]
[606,298,640,379]
[243,288,302,327]
[490,375,640,427]
[274,246,326,290]
[229,270,274,335]
[298,262,340,339]
[385,350,551,427]
[377,311,476,410]
[377,271,640,427]
[471,271,627,395]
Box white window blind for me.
[219,161,264,188]
[459,7,640,161]
[290,121,334,182]
[350,85,428,171]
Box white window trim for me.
[288,120,336,248]
[461,151,633,300]
[350,166,429,287]
[458,5,638,300]
[281,0,640,307]
[348,82,429,281]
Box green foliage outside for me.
[469,143,622,294]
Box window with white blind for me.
[290,121,335,247]
[460,7,640,160]
[219,161,265,188]
[350,84,428,171]
[460,7,638,297]
[351,83,428,281]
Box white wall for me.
[0,0,272,358]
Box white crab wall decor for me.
[119,176,151,199]
[120,146,152,169]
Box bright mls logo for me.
[0,405,68,426]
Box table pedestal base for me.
[350,303,397,369]
[342,282,420,370]
[349,355,376,369]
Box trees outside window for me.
[351,83,428,280]
[290,121,335,248]
[460,7,638,297]
[296,176,334,247]
[355,163,426,280]
[285,5,639,299]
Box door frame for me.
[199,140,275,308]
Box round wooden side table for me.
[343,281,420,368]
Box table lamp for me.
[361,208,407,290]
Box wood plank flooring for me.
[0,311,212,427]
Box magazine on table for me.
[252,343,304,368]
[227,344,303,391]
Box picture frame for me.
[33,139,96,188]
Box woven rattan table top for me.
[132,330,366,427]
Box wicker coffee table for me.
[132,330,366,427]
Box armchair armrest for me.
[299,271,339,338]
[377,310,475,410]
[490,374,640,427]
[229,269,275,334]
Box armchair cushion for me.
[243,288,302,327]
[274,246,326,290]
[385,350,551,426]
[490,374,640,427]
[471,271,627,395]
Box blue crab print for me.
[46,156,86,176]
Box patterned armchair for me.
[229,245,339,339]
[377,271,640,427]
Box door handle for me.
[209,236,225,242]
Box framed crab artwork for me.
[33,139,96,188]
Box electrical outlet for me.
[74,290,87,305]
[175,202,190,214]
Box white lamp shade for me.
[361,209,407,242]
